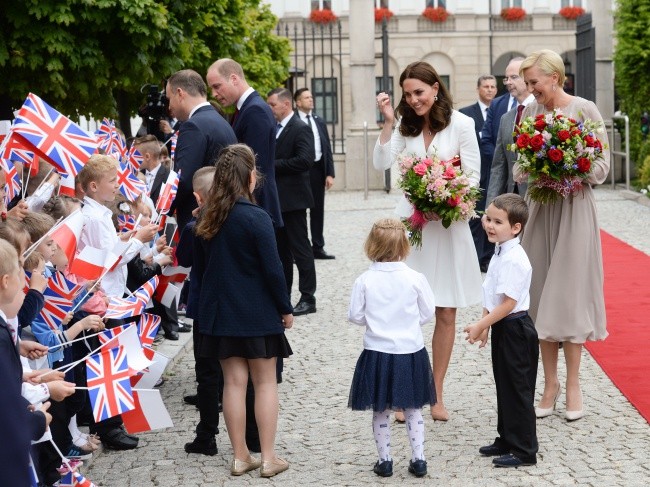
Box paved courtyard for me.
[86,187,650,486]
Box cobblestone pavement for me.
[86,187,650,486]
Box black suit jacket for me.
[275,114,315,213]
[310,114,335,178]
[172,104,237,230]
[480,93,511,163]
[147,164,170,207]
[233,91,284,227]
[459,102,485,144]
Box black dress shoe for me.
[178,322,192,333]
[184,394,199,406]
[313,248,335,259]
[492,453,536,468]
[184,437,218,456]
[164,330,179,340]
[373,459,393,477]
[102,429,139,450]
[408,459,427,477]
[293,300,316,316]
[479,441,510,457]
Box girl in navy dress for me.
[348,218,436,478]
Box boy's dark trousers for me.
[491,313,539,463]
[193,326,223,443]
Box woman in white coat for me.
[375,61,482,421]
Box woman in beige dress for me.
[515,50,609,421]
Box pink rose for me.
[447,195,461,207]
[442,167,457,180]
[413,163,428,176]
[422,157,434,167]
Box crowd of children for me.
[0,134,183,486]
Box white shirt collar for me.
[189,101,211,119]
[279,112,293,128]
[148,162,161,178]
[236,87,255,110]
[83,196,112,216]
[494,236,520,256]
[297,110,313,120]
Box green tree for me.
[613,0,650,164]
[0,0,290,136]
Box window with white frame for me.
[426,0,447,8]
[501,0,523,7]
[561,0,583,6]
[311,0,332,10]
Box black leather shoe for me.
[479,441,510,457]
[102,429,139,450]
[164,330,179,340]
[184,394,198,406]
[119,425,139,442]
[373,459,393,477]
[408,459,427,477]
[492,453,536,468]
[184,437,217,456]
[293,301,316,316]
[313,248,335,259]
[178,322,192,333]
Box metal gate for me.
[275,20,345,153]
[575,13,596,102]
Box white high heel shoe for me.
[535,385,561,418]
[565,390,584,421]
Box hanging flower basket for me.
[309,9,338,24]
[558,6,585,20]
[375,7,394,23]
[500,7,527,21]
[422,7,450,23]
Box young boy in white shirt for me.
[464,193,538,468]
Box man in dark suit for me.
[206,59,283,229]
[486,106,529,207]
[293,88,336,260]
[460,75,497,271]
[165,69,237,232]
[267,88,317,316]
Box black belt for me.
[503,310,528,322]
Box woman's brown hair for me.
[396,61,453,137]
[194,144,258,240]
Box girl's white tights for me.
[372,408,426,462]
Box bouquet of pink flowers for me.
[397,152,481,249]
[510,109,606,203]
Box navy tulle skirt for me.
[348,348,436,412]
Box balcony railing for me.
[491,16,533,31]
[417,17,456,32]
[552,15,577,31]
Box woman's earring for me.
[434,95,438,101]
[552,84,557,92]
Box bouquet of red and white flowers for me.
[510,109,606,203]
[397,152,481,249]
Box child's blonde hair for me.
[0,239,20,277]
[133,134,161,159]
[364,218,410,262]
[24,251,44,273]
[22,212,56,243]
[77,154,118,192]
[192,166,216,200]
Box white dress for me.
[374,111,483,308]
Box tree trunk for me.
[115,89,133,139]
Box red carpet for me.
[584,231,650,423]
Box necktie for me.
[306,114,313,128]
[495,245,501,256]
[276,123,282,135]
[515,104,525,126]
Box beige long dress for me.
[514,97,609,343]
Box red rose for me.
[530,134,545,151]
[593,139,603,151]
[535,114,545,119]
[571,128,581,137]
[577,157,591,172]
[558,130,571,142]
[516,133,531,148]
[447,195,461,207]
[584,135,596,147]
[547,148,564,163]
[534,119,547,131]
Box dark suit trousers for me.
[491,314,539,462]
[276,209,317,304]
[152,297,179,334]
[193,328,223,442]
[470,154,495,266]
[308,159,327,250]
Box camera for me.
[138,82,169,141]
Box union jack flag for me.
[48,272,84,302]
[134,276,159,306]
[98,323,131,347]
[0,158,22,203]
[169,131,178,162]
[72,471,97,487]
[0,129,35,165]
[117,214,138,233]
[59,472,75,487]
[117,161,147,202]
[155,169,179,215]
[137,313,161,348]
[95,119,126,161]
[95,118,114,144]
[86,346,135,422]
[124,145,143,175]
[39,286,73,332]
[104,295,145,320]
[12,93,97,177]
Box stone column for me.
[593,0,614,120]
[344,0,384,190]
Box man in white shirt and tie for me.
[293,88,336,260]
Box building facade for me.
[267,0,606,189]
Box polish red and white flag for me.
[69,246,117,281]
[122,389,173,434]
[50,209,85,263]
